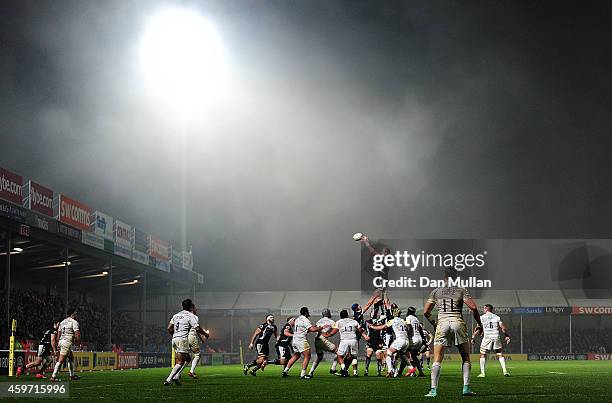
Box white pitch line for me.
[547,371,567,375]
[71,383,126,389]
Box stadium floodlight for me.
[138,8,228,112]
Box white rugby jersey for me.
[59,317,79,343]
[171,310,199,339]
[386,317,408,341]
[427,287,471,321]
[316,317,335,336]
[293,315,312,340]
[333,318,360,341]
[480,312,502,338]
[405,314,422,342]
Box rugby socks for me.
[431,362,441,389]
[498,356,507,373]
[480,356,486,374]
[166,364,182,382]
[247,359,258,369]
[308,360,319,376]
[385,355,394,374]
[173,362,188,380]
[462,361,471,386]
[331,361,337,371]
[365,356,371,371]
[190,353,200,374]
[51,362,61,378]
[300,369,306,378]
[67,361,74,377]
[377,360,382,374]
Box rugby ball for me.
[352,232,364,241]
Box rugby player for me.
[244,315,278,376]
[17,320,59,378]
[472,304,511,377]
[50,309,80,382]
[368,305,410,378]
[423,267,483,398]
[187,305,208,379]
[405,306,425,377]
[281,307,326,379]
[420,328,434,370]
[165,299,209,386]
[323,309,366,377]
[308,309,337,377]
[363,317,384,376]
[270,317,294,367]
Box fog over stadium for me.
[1,0,611,291]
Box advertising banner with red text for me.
[53,193,92,231]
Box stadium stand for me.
[517,290,568,306]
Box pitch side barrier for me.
[0,351,242,375]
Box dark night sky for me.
[1,0,611,290]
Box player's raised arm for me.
[499,321,511,344]
[167,320,174,335]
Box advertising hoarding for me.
[132,249,149,265]
[114,219,132,259]
[56,222,82,242]
[0,166,22,204]
[22,180,53,217]
[182,251,194,270]
[572,306,612,315]
[53,193,92,231]
[132,228,148,253]
[82,231,105,250]
[148,235,170,261]
[91,211,114,241]
[0,199,27,222]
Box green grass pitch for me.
[2,361,612,401]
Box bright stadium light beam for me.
[139,8,228,112]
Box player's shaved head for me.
[444,266,458,280]
[182,299,194,311]
[340,309,349,319]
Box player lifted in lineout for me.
[281,307,326,379]
[165,299,209,386]
[50,309,80,382]
[423,267,483,398]
[17,320,59,378]
[187,305,208,379]
[472,304,511,377]
[244,315,278,376]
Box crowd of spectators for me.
[0,289,167,351]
